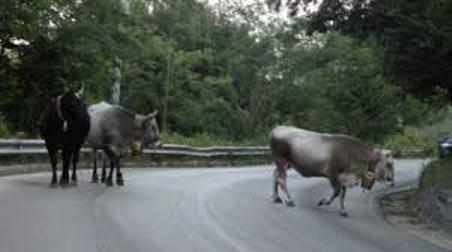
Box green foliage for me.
[278,33,402,142]
[0,0,280,140]
[0,114,9,137]
[162,131,266,147]
[420,156,452,191]
[0,0,440,147]
[423,108,452,138]
[381,108,452,157]
[382,127,435,156]
[276,0,452,103]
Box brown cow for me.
[270,126,394,217]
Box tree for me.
[277,33,402,142]
[268,0,452,102]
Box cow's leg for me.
[318,178,341,206]
[102,147,118,187]
[339,186,348,217]
[107,158,116,187]
[47,146,58,188]
[101,153,107,183]
[276,164,294,207]
[272,157,289,204]
[272,168,282,203]
[71,147,80,185]
[60,147,71,187]
[91,150,99,183]
[116,156,124,186]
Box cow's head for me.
[60,91,86,121]
[131,110,160,155]
[375,150,395,186]
[142,110,160,147]
[362,149,395,190]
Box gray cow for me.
[86,102,160,186]
[270,126,394,217]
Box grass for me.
[380,190,422,220]
[420,156,452,191]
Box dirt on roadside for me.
[380,190,452,251]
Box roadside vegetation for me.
[381,127,435,157]
[421,108,452,191]
[1,0,451,153]
[0,114,9,138]
[1,0,451,228]
[162,132,268,147]
[420,156,452,191]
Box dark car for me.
[438,135,452,157]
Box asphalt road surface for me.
[0,159,448,252]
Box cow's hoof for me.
[92,174,99,183]
[273,196,283,204]
[60,178,69,187]
[116,179,124,186]
[50,182,58,188]
[339,211,349,217]
[317,199,327,206]
[106,180,114,187]
[286,200,295,207]
[101,177,106,183]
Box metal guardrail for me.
[0,139,429,178]
[0,139,271,177]
[0,139,271,157]
[0,139,428,158]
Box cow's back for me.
[41,99,90,148]
[270,126,331,176]
[326,135,374,172]
[86,102,118,148]
[87,102,137,150]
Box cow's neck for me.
[133,115,145,139]
[115,109,142,139]
[56,95,65,121]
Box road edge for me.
[374,182,452,251]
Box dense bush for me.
[382,127,435,156]
[420,156,452,191]
[0,114,9,137]
[0,0,439,146]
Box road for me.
[0,159,448,252]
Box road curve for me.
[0,159,448,252]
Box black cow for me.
[39,90,90,187]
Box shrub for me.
[382,127,435,156]
[0,114,10,137]
[419,156,452,191]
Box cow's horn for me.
[75,83,85,98]
[148,110,158,117]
